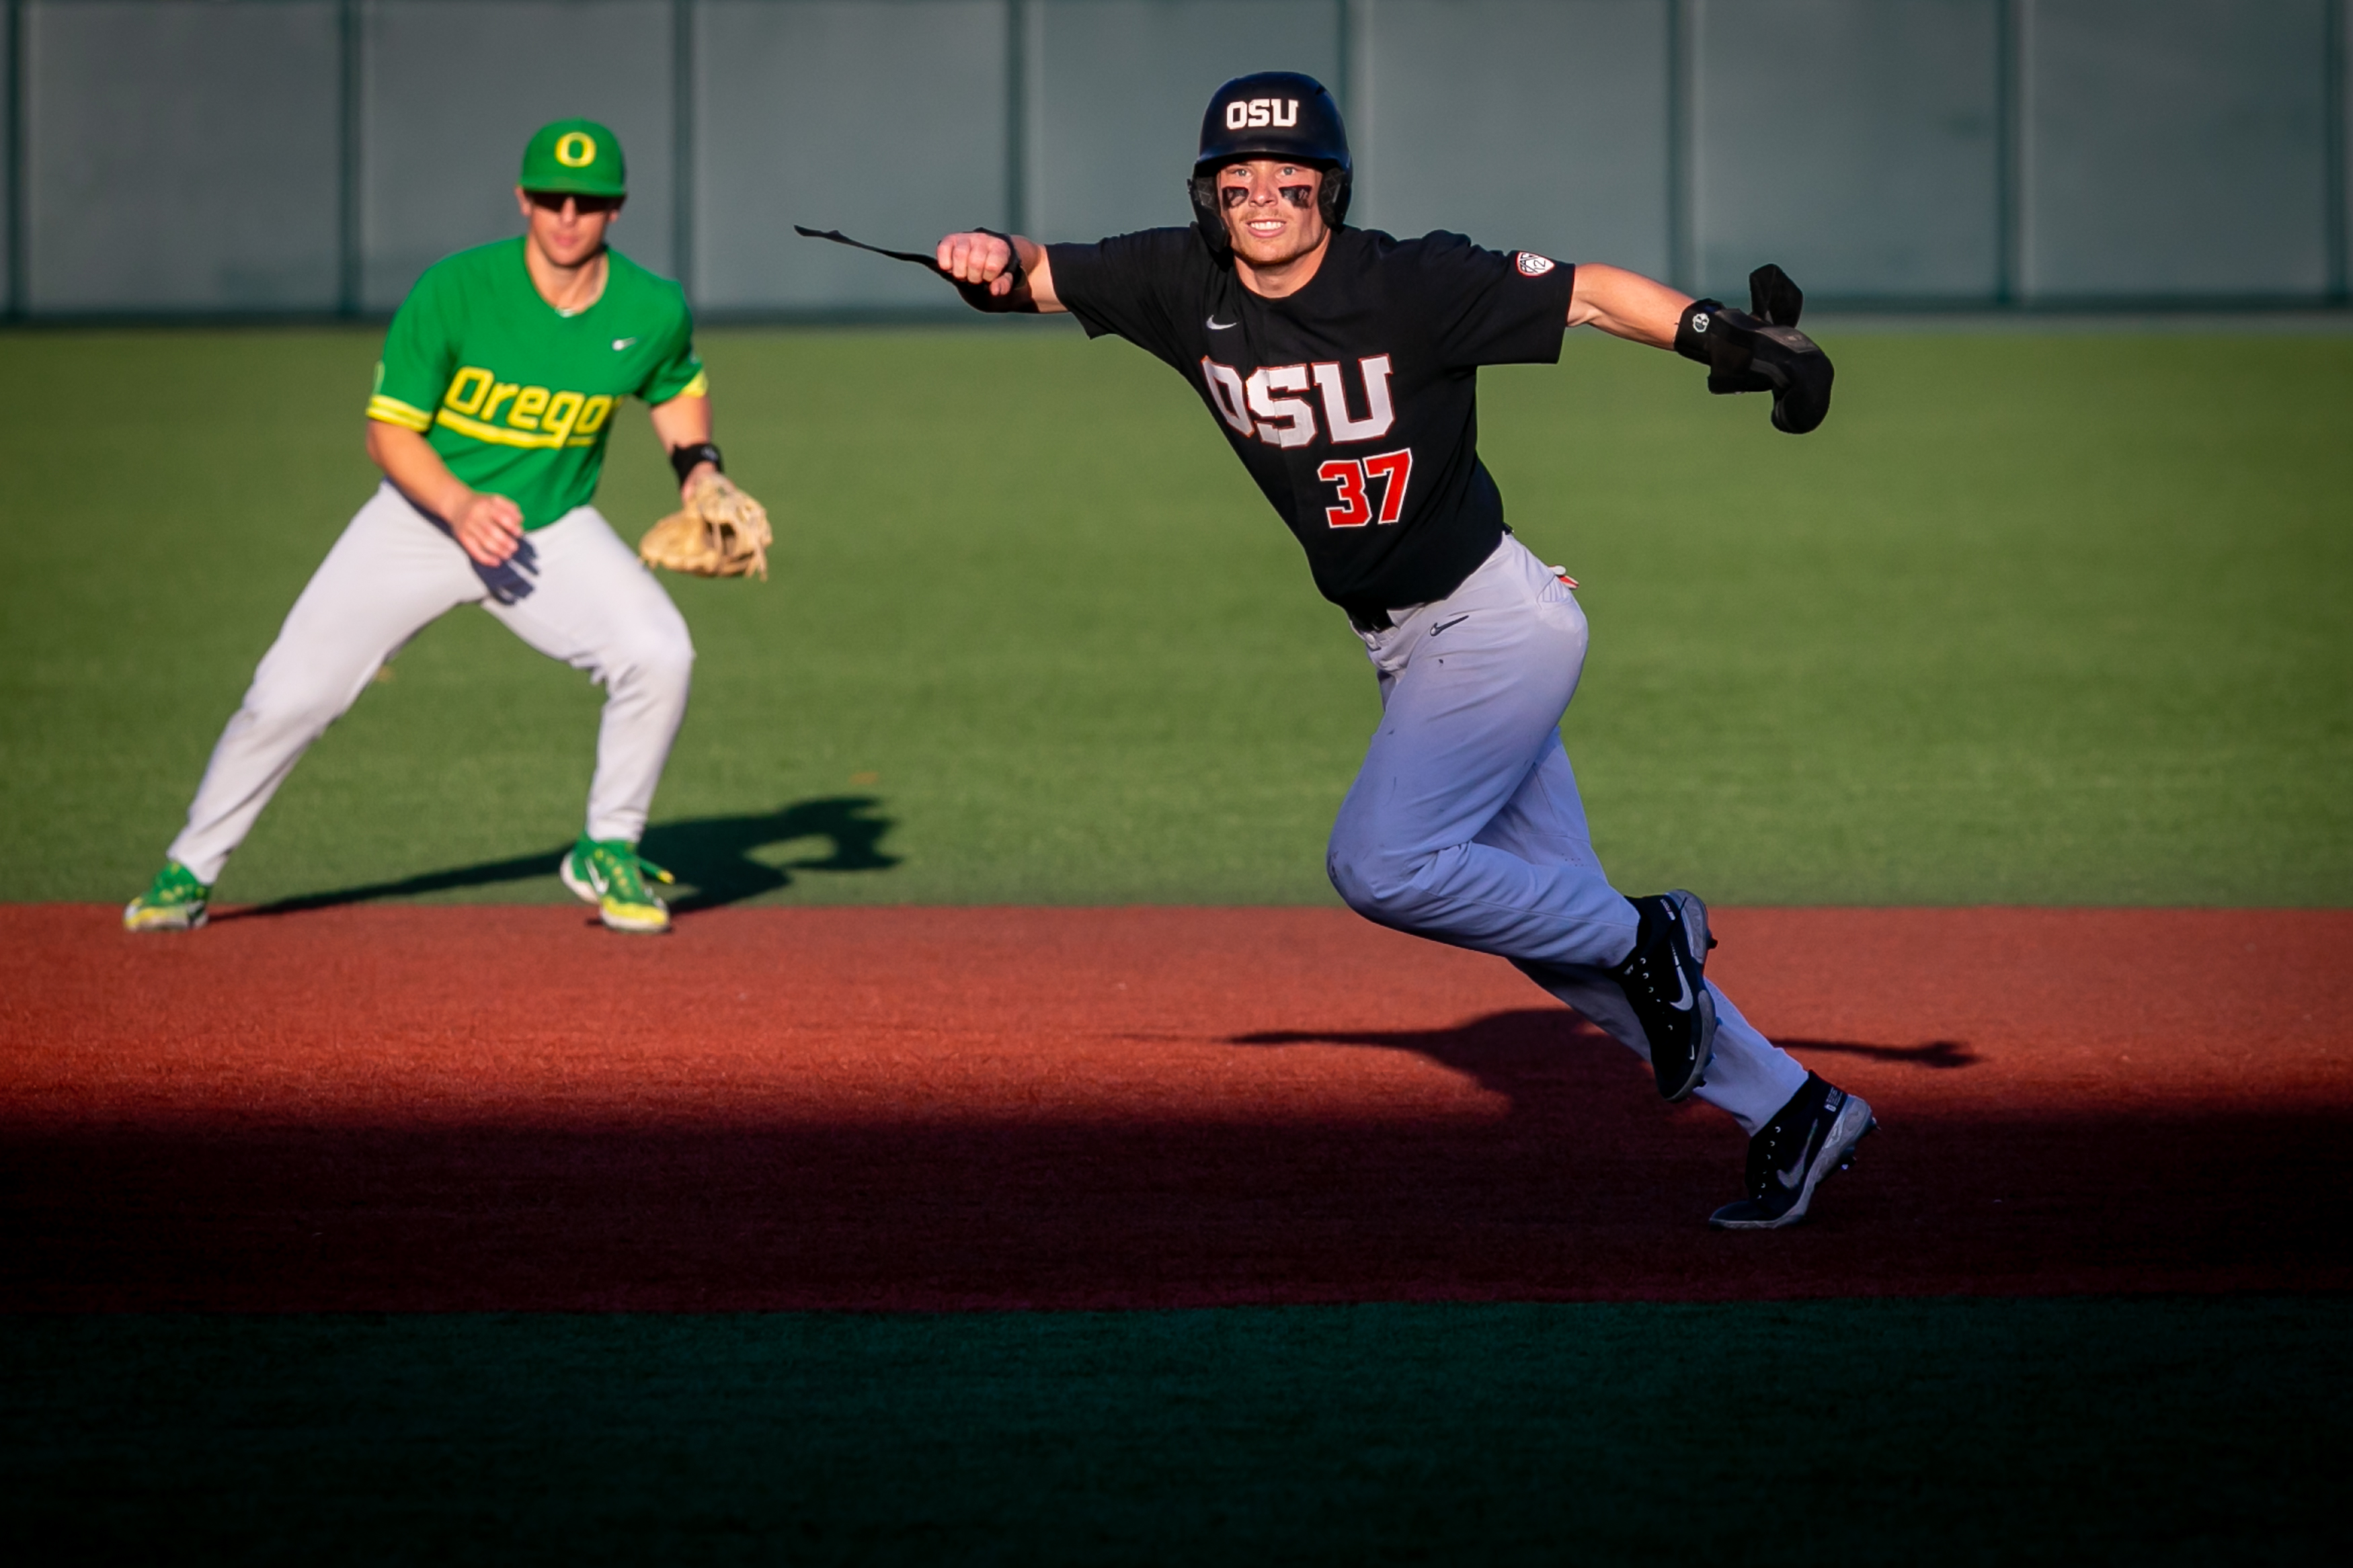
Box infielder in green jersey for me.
[126,120,730,935]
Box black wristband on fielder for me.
[668,442,723,485]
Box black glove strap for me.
[668,442,723,485]
[792,224,1035,313]
[953,228,1032,313]
[1674,300,1732,368]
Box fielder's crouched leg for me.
[153,484,488,905]
[488,505,694,933]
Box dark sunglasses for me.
[524,190,623,214]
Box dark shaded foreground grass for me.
[7,1296,2341,1563]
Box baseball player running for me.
[125,119,746,937]
[912,73,1870,1229]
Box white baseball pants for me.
[1325,534,1808,1134]
[166,481,694,884]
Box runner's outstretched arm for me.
[1565,263,1691,348]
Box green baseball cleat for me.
[123,860,212,932]
[559,835,675,934]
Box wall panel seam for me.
[1667,0,1692,292]
[674,0,693,304]
[3,0,19,319]
[1006,0,1026,235]
[2009,0,2034,303]
[2329,0,2348,302]
[1343,0,1372,218]
[337,0,358,317]
[1022,0,1044,239]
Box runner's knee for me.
[1326,837,1449,929]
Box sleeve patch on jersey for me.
[365,395,434,433]
[1515,252,1557,277]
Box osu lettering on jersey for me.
[1047,226,1574,614]
[366,237,707,530]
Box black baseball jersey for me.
[1047,225,1576,615]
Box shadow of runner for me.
[223,795,898,919]
[1774,1036,1978,1070]
[1228,1009,1979,1122]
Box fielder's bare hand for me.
[448,492,526,566]
[364,419,526,566]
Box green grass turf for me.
[2,325,2346,907]
[5,1296,2340,1563]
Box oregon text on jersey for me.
[425,367,617,450]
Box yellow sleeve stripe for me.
[366,395,434,433]
[673,369,710,399]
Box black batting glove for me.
[1674,264,1834,435]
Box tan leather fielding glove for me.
[638,473,772,579]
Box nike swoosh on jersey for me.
[1205,316,1238,330]
[612,337,638,351]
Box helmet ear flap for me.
[1190,172,1230,254]
[1320,167,1351,230]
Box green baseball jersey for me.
[366,237,706,530]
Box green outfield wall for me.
[3,0,2349,319]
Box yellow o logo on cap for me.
[555,132,596,167]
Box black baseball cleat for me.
[1709,1072,1877,1230]
[1611,890,1718,1101]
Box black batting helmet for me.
[1190,72,1353,251]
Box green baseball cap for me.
[520,118,627,198]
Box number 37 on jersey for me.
[1201,353,1413,530]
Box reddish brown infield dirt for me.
[3,905,2348,1311]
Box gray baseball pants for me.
[1326,534,1808,1134]
[166,481,693,884]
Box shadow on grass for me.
[222,794,898,919]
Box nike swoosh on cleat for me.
[1776,1123,1825,1190]
[1667,962,1694,1012]
[1205,316,1238,330]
